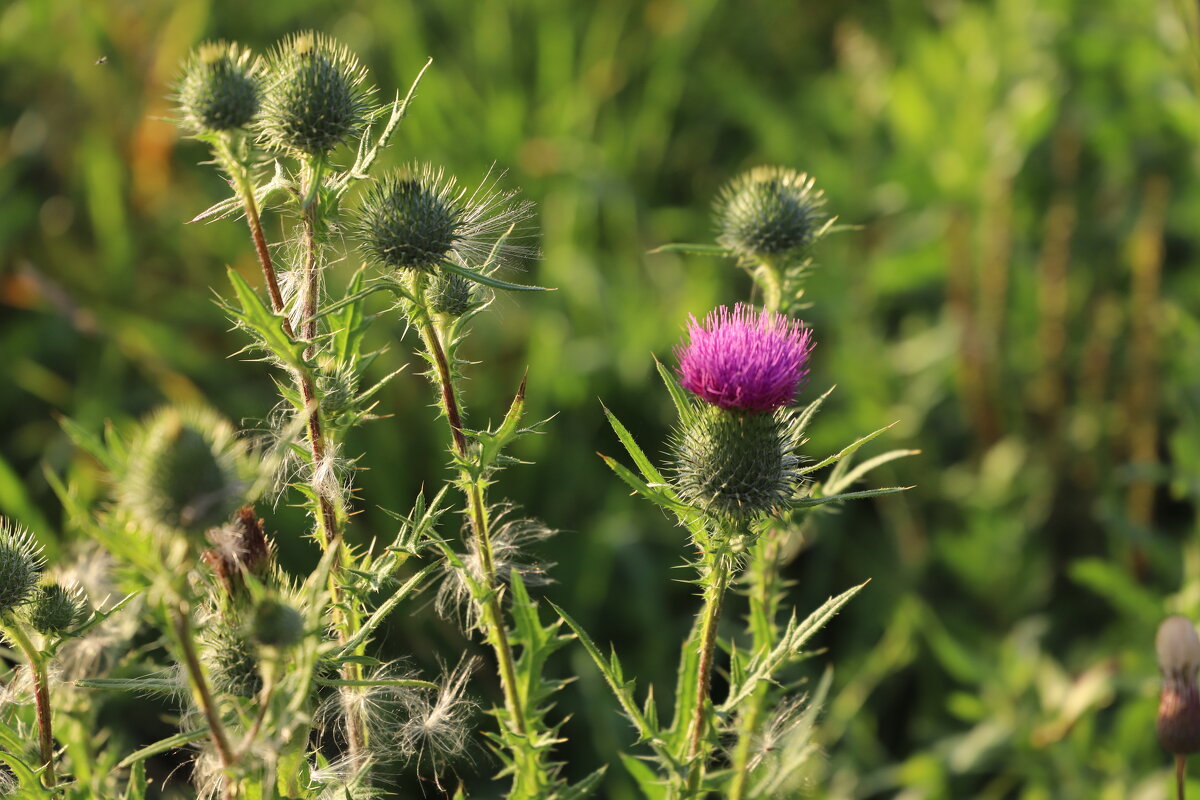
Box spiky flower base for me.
[202,620,263,698]
[673,405,800,521]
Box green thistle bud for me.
[176,41,261,133]
[259,31,374,156]
[122,406,251,537]
[0,519,45,617]
[354,167,462,273]
[673,405,801,520]
[427,271,475,317]
[316,361,360,420]
[28,583,87,636]
[714,167,826,263]
[249,598,304,649]
[202,620,262,698]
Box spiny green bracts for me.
[715,167,826,263]
[427,271,476,317]
[0,519,45,616]
[673,404,801,521]
[28,583,87,636]
[354,166,461,273]
[177,41,261,133]
[259,31,374,156]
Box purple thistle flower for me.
[676,304,814,413]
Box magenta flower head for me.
[676,304,814,413]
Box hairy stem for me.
[5,623,56,788]
[728,533,784,799]
[171,606,236,788]
[685,548,732,796]
[411,279,530,747]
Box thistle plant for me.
[565,168,912,799]
[3,28,906,800]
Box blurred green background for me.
[3,0,1200,796]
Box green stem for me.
[412,288,529,740]
[4,623,56,788]
[170,606,236,789]
[728,532,783,800]
[684,548,732,797]
[752,255,783,314]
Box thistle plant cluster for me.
[0,30,907,800]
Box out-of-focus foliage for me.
[2,0,1199,797]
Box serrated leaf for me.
[602,404,666,485]
[798,422,898,476]
[794,486,913,508]
[223,267,308,369]
[0,750,53,796]
[441,259,551,292]
[654,358,693,420]
[599,454,690,514]
[58,415,120,472]
[334,562,439,657]
[556,766,608,800]
[793,385,834,440]
[476,374,528,469]
[823,448,920,496]
[550,601,655,742]
[721,582,866,710]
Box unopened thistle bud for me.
[122,406,251,537]
[428,271,475,316]
[0,519,45,617]
[249,597,304,649]
[28,583,87,636]
[672,305,813,520]
[176,41,261,133]
[259,31,374,156]
[1158,616,1200,755]
[715,167,826,263]
[354,168,461,273]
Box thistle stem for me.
[4,623,56,788]
[1179,754,1188,800]
[685,548,732,796]
[170,606,236,787]
[728,533,783,800]
[411,281,529,741]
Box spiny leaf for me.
[654,358,693,421]
[602,403,666,485]
[721,582,866,710]
[441,258,551,292]
[222,267,308,369]
[793,486,913,508]
[823,448,920,496]
[798,421,898,476]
